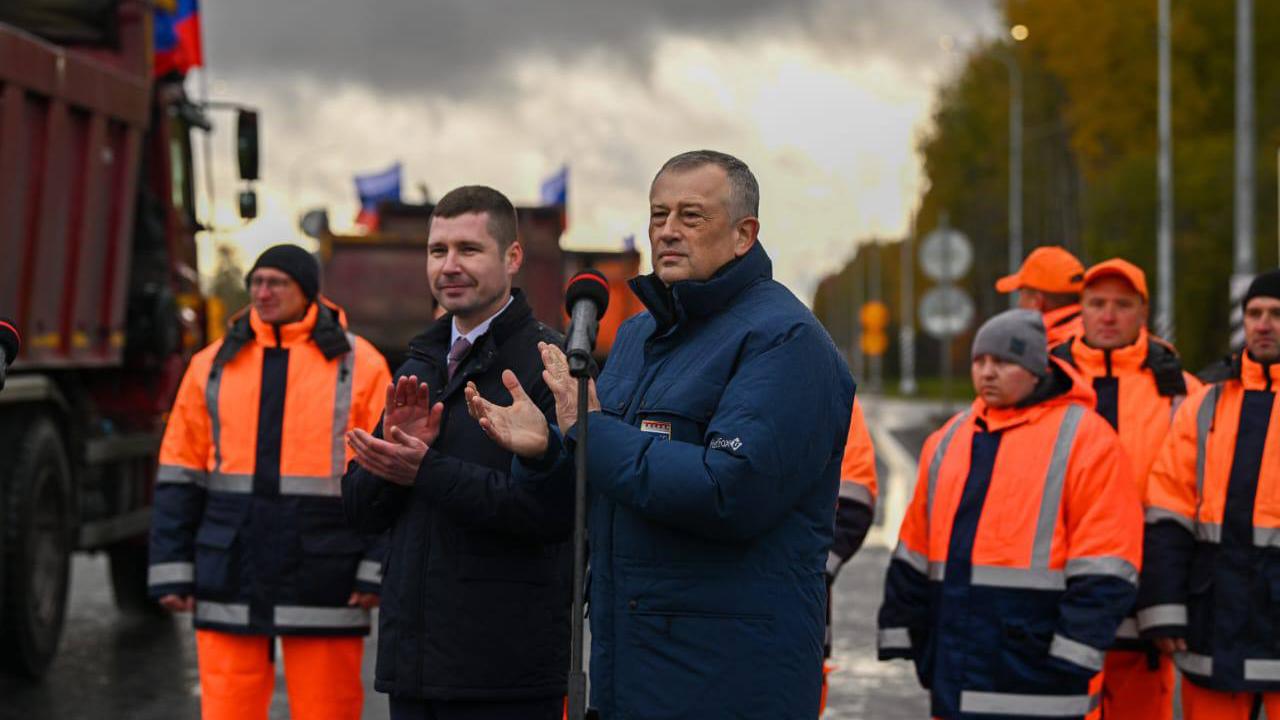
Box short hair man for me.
[995,245,1086,346]
[149,245,391,720]
[1052,259,1201,719]
[1138,269,1280,719]
[879,309,1143,720]
[468,150,855,718]
[341,185,570,720]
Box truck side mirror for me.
[239,189,258,220]
[237,110,259,181]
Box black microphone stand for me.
[567,355,592,720]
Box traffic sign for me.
[919,285,976,339]
[861,330,889,356]
[860,301,889,330]
[920,228,973,282]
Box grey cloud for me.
[203,0,997,97]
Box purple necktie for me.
[447,337,472,381]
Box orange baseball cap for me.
[1084,258,1148,302]
[995,246,1085,294]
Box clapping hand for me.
[465,370,551,459]
[537,342,599,433]
[383,375,443,446]
[346,375,444,485]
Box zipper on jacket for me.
[273,324,283,348]
[1103,349,1113,378]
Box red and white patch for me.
[640,419,672,440]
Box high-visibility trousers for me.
[1100,649,1175,720]
[195,629,363,720]
[1182,681,1280,720]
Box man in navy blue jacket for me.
[467,150,856,719]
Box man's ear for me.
[506,240,524,275]
[733,216,760,257]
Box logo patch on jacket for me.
[710,436,743,452]
[640,419,672,440]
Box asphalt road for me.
[0,546,933,719]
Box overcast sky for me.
[195,0,999,301]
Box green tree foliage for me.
[814,0,1280,375]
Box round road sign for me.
[919,285,976,339]
[920,228,973,282]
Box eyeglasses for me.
[249,276,295,292]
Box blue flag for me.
[540,165,568,207]
[354,163,402,229]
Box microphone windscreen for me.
[0,318,19,366]
[565,269,610,316]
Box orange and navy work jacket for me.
[1052,330,1201,500]
[829,398,878,576]
[147,299,390,636]
[1053,330,1199,653]
[878,359,1142,719]
[1137,352,1280,693]
[1044,303,1084,348]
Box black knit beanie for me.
[1243,268,1280,311]
[246,244,319,301]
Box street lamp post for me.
[1157,0,1175,342]
[1002,26,1028,306]
[1232,0,1255,349]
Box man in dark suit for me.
[342,185,570,720]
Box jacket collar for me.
[1241,350,1280,391]
[972,355,1096,432]
[1071,328,1150,377]
[409,288,534,360]
[628,241,772,331]
[214,296,350,372]
[1044,303,1083,331]
[250,301,319,349]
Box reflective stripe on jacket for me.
[830,398,878,576]
[148,299,390,635]
[1138,352,1280,692]
[878,357,1142,719]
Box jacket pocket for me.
[194,521,240,599]
[298,530,364,604]
[1187,546,1217,652]
[997,618,1089,695]
[620,608,774,717]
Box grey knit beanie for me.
[971,309,1049,377]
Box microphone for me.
[0,317,19,391]
[565,270,610,378]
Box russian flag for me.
[540,165,568,231]
[354,162,403,231]
[154,0,203,77]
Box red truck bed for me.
[0,4,151,367]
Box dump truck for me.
[317,201,644,369]
[0,0,258,676]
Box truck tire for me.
[108,541,162,616]
[0,416,74,677]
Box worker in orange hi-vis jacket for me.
[819,397,878,716]
[1137,269,1280,720]
[878,309,1142,720]
[1049,258,1201,720]
[148,245,391,720]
